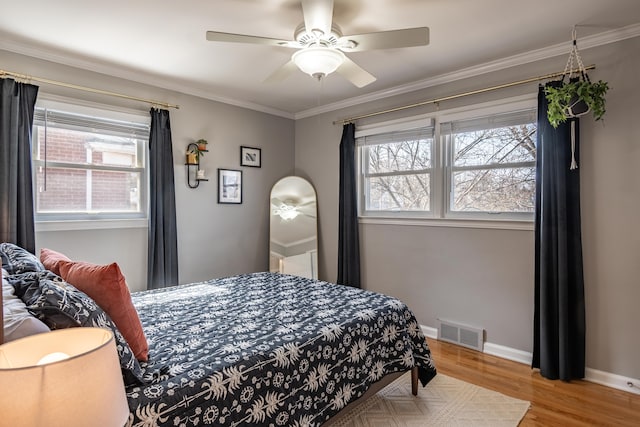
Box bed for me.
[1,244,436,427]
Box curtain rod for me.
[0,69,180,110]
[334,65,596,125]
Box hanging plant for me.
[544,28,609,128]
[545,79,609,128]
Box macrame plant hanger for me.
[562,27,590,170]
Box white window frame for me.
[441,101,537,221]
[356,95,537,229]
[357,115,435,219]
[32,96,150,228]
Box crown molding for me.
[295,23,640,120]
[2,23,638,121]
[0,38,295,119]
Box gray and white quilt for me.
[127,272,436,427]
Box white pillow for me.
[2,274,50,342]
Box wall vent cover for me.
[437,319,484,352]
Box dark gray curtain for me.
[532,82,586,380]
[148,108,178,289]
[0,78,39,253]
[337,123,360,288]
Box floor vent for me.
[437,319,484,352]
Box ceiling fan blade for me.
[264,60,299,83]
[206,31,298,48]
[339,27,429,52]
[271,197,285,206]
[336,57,376,88]
[301,0,334,36]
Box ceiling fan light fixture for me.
[279,209,300,221]
[276,203,300,221]
[292,47,345,79]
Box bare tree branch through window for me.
[359,106,537,219]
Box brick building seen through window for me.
[32,105,148,220]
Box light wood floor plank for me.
[427,338,640,426]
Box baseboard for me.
[483,342,533,366]
[421,324,640,395]
[585,367,640,395]
[421,325,438,339]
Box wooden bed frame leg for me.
[411,366,419,396]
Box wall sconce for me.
[0,327,129,427]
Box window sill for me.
[358,216,534,231]
[35,218,148,232]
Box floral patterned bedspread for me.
[127,272,436,427]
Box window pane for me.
[453,124,536,167]
[366,139,431,174]
[366,173,430,211]
[36,167,142,214]
[452,167,535,212]
[34,127,141,167]
[32,104,148,220]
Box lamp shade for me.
[292,47,345,78]
[0,327,129,427]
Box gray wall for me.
[0,49,295,292]
[2,35,638,380]
[295,37,640,379]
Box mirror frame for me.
[269,176,318,279]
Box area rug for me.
[329,372,530,426]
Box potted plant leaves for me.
[544,28,609,128]
[196,139,208,152]
[186,145,199,164]
[545,78,609,128]
[186,140,208,164]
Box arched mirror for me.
[269,176,318,279]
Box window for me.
[32,101,150,221]
[442,109,537,219]
[360,126,434,215]
[357,97,537,223]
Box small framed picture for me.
[217,169,242,204]
[240,146,262,168]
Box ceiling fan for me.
[205,0,429,87]
[271,197,316,220]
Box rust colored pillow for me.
[40,248,72,276]
[58,260,149,362]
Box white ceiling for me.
[1,0,639,118]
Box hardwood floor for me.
[427,338,640,426]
